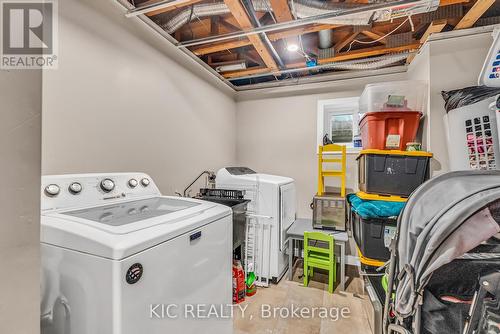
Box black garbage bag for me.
[441,86,500,113]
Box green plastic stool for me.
[303,231,336,294]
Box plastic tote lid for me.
[356,191,408,203]
[358,149,433,158]
[478,25,500,87]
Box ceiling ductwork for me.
[228,52,411,81]
[318,29,333,49]
[155,0,440,34]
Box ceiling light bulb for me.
[286,44,299,52]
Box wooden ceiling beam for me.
[223,66,270,79]
[139,0,205,17]
[192,39,251,56]
[361,30,387,44]
[223,0,278,70]
[420,19,447,43]
[269,0,294,22]
[335,31,360,52]
[219,18,241,32]
[454,0,496,29]
[440,0,470,6]
[319,43,420,64]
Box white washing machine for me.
[40,173,233,334]
[216,167,296,285]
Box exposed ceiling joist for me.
[361,30,387,44]
[134,0,204,17]
[454,0,496,29]
[318,43,420,64]
[269,0,294,22]
[223,0,278,70]
[335,31,361,52]
[219,18,242,32]
[420,19,447,43]
[440,0,470,5]
[223,66,270,79]
[192,40,251,55]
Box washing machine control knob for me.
[68,182,82,194]
[100,179,115,193]
[128,179,138,188]
[141,178,150,187]
[45,184,60,197]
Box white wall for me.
[236,72,406,218]
[0,70,41,334]
[407,44,431,150]
[42,0,237,194]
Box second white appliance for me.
[216,167,296,285]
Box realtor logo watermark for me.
[1,0,58,69]
[150,304,351,322]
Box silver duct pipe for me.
[158,0,275,34]
[228,52,410,81]
[160,2,231,34]
[158,0,373,34]
[292,0,387,25]
[329,53,409,70]
[318,29,333,49]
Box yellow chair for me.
[303,231,336,294]
[318,144,346,197]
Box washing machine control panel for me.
[41,173,161,211]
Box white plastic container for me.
[478,25,500,87]
[444,95,500,171]
[359,81,428,114]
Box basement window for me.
[317,97,362,152]
[331,114,354,143]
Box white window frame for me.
[317,97,362,153]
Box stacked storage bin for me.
[353,81,433,269]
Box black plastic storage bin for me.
[357,149,432,197]
[351,210,397,262]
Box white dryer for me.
[216,167,296,285]
[40,173,233,334]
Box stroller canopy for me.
[395,170,500,317]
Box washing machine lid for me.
[62,197,199,227]
[41,196,232,259]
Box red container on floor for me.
[359,111,422,150]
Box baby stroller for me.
[383,170,500,334]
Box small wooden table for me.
[286,218,348,291]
